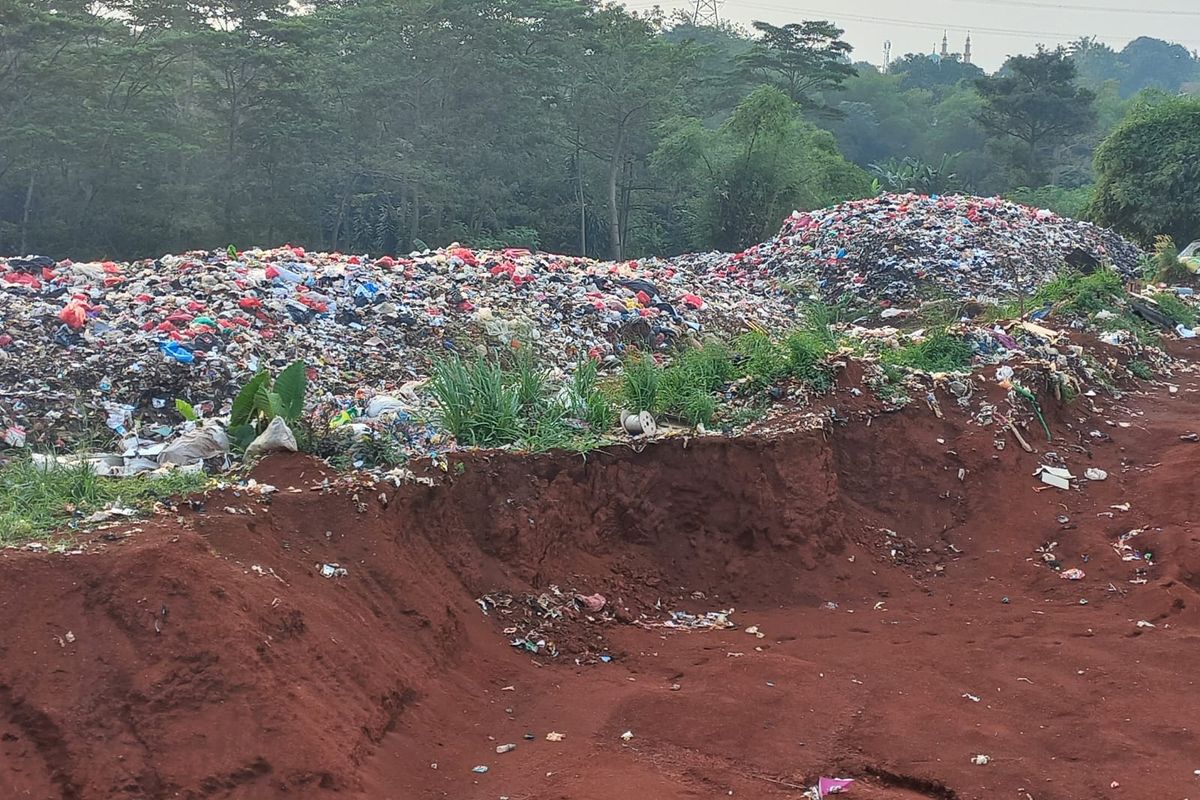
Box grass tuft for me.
[0,459,208,544]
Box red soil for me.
[3,350,1200,800]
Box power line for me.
[953,0,1200,17]
[625,1,1200,47]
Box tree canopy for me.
[1090,96,1200,247]
[0,1,1193,260]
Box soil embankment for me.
[2,369,1199,800]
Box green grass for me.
[0,458,208,544]
[882,328,975,373]
[431,352,617,451]
[620,354,661,412]
[1152,292,1195,328]
[1032,268,1124,315]
[1128,360,1153,380]
[428,357,523,447]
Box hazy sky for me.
[629,0,1200,70]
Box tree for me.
[737,21,855,112]
[890,52,983,98]
[653,86,869,250]
[975,47,1097,186]
[1068,37,1122,89]
[1089,96,1200,246]
[1118,37,1198,98]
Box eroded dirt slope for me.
[2,363,1199,800]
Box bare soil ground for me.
[3,345,1199,800]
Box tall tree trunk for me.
[19,171,35,254]
[607,124,626,260]
[410,187,421,247]
[576,147,587,257]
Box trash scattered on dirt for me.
[646,609,736,631]
[575,593,606,613]
[545,731,565,742]
[962,692,981,702]
[1061,568,1086,581]
[971,754,991,765]
[1036,465,1074,490]
[1084,468,1109,481]
[495,743,516,754]
[471,765,489,774]
[620,730,633,741]
[318,563,348,578]
[803,776,855,798]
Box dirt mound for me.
[3,360,1200,799]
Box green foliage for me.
[654,86,870,251]
[735,331,789,390]
[428,357,522,448]
[654,343,735,426]
[737,20,856,112]
[0,458,208,544]
[1006,185,1094,219]
[883,329,975,373]
[1151,236,1189,284]
[568,359,618,434]
[175,399,200,422]
[1152,292,1195,328]
[430,352,615,451]
[975,48,1097,185]
[1033,268,1124,314]
[1090,97,1200,246]
[228,360,308,449]
[621,355,662,412]
[869,154,961,195]
[1128,360,1153,380]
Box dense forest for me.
[3,0,1199,260]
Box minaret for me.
[964,33,972,64]
[941,31,949,60]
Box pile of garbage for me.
[0,245,792,453]
[0,193,1148,459]
[685,193,1143,303]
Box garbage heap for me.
[680,193,1143,303]
[0,246,792,452]
[0,193,1145,454]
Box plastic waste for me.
[159,423,230,465]
[244,416,299,459]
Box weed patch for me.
[0,459,208,544]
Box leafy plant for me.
[868,153,961,195]
[228,360,308,450]
[735,331,788,390]
[1152,292,1195,328]
[1033,268,1124,315]
[883,329,975,373]
[567,359,617,433]
[175,399,199,422]
[1151,236,1192,285]
[428,357,522,447]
